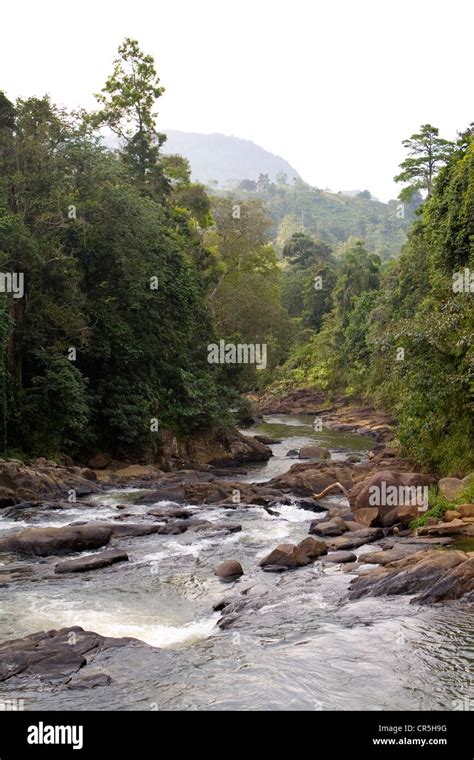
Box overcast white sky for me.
[2,0,472,201]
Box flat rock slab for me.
[0,626,173,690]
[322,551,356,564]
[0,525,112,557]
[417,520,474,538]
[361,544,430,565]
[325,528,383,551]
[310,519,344,537]
[54,550,129,574]
[349,549,472,603]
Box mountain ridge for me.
[161,129,301,187]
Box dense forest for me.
[229,177,418,261]
[0,39,472,476]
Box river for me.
[0,415,472,710]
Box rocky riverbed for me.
[0,412,472,710]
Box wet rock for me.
[264,506,280,517]
[87,452,112,469]
[0,626,169,687]
[157,521,189,535]
[187,520,242,535]
[66,671,113,689]
[0,460,101,504]
[354,507,380,527]
[214,560,244,580]
[361,544,431,565]
[299,446,330,460]
[238,415,263,428]
[115,465,161,480]
[380,504,419,528]
[106,523,163,538]
[297,536,327,559]
[286,449,299,458]
[294,498,328,513]
[213,599,230,611]
[268,462,353,497]
[349,471,435,524]
[147,506,192,520]
[322,551,356,564]
[349,549,469,601]
[416,558,474,604]
[136,486,186,504]
[254,435,282,445]
[309,518,346,537]
[177,428,272,468]
[259,543,311,570]
[343,520,367,532]
[0,525,113,557]
[325,527,383,551]
[54,550,129,574]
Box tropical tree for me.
[394,123,455,200]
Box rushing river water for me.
[0,415,472,710]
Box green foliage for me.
[0,51,228,458]
[282,233,332,266]
[394,124,455,199]
[274,134,473,475]
[410,488,451,529]
[411,483,474,529]
[231,179,409,261]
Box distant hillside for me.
[161,130,301,187]
[230,180,418,261]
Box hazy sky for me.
[2,0,472,201]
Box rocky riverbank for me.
[0,406,472,693]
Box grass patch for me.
[410,483,473,530]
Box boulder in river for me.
[299,445,330,460]
[353,507,380,527]
[214,560,244,580]
[380,504,419,527]
[309,519,345,537]
[0,460,101,505]
[416,557,474,604]
[294,498,328,513]
[349,470,435,526]
[325,527,383,551]
[349,549,470,602]
[321,551,356,564]
[259,543,312,571]
[268,462,353,497]
[0,524,113,557]
[54,550,129,574]
[297,536,327,559]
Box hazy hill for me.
[161,130,301,187]
[230,180,415,260]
